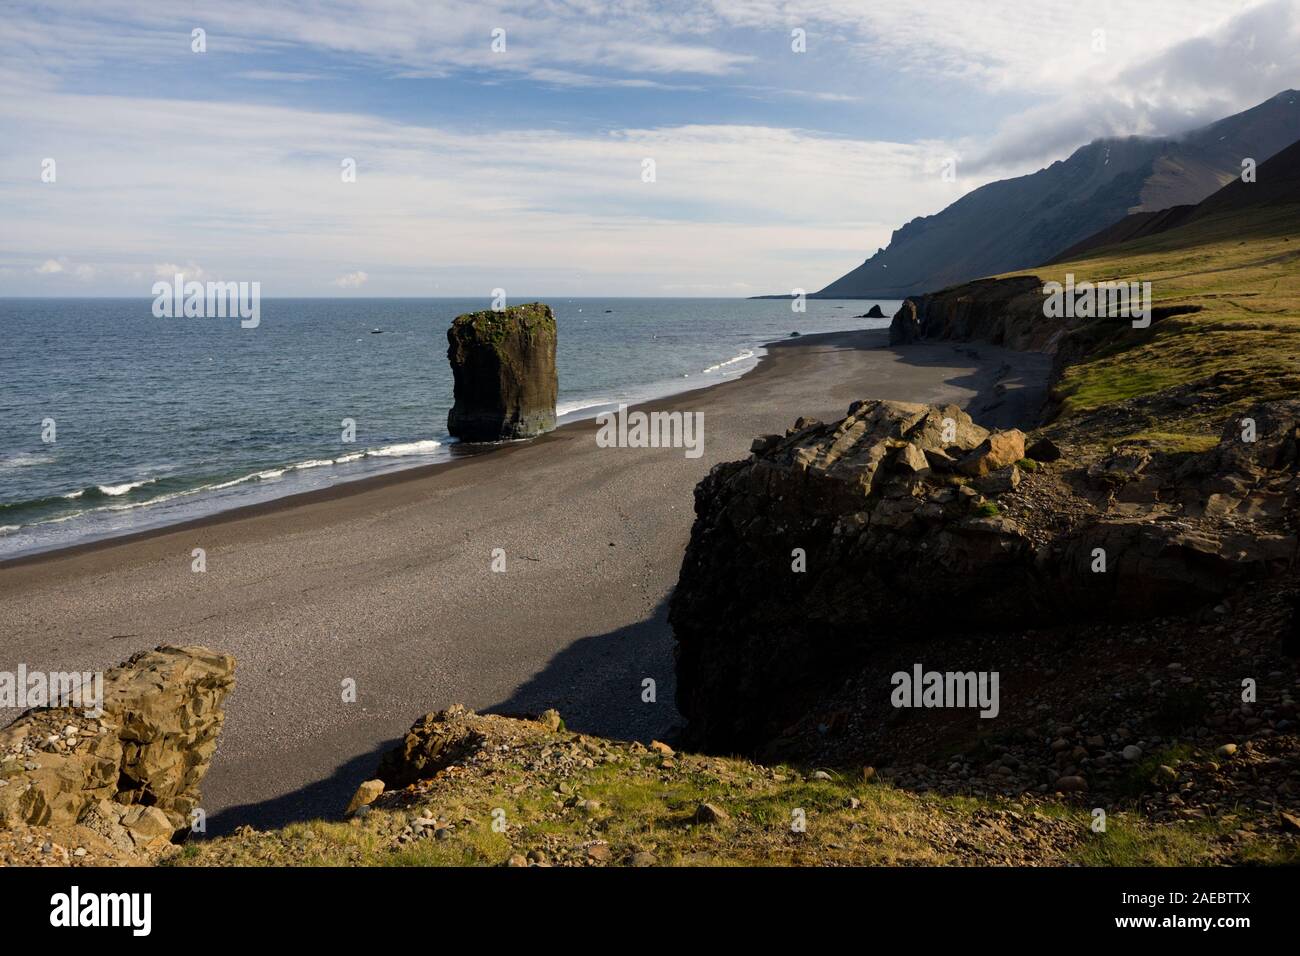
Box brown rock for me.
[694,802,729,825]
[0,645,234,835]
[1053,775,1088,793]
[346,779,385,815]
[958,430,1026,476]
[376,705,487,788]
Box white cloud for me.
[333,270,369,288]
[1,0,1294,294]
[0,83,974,294]
[35,259,64,274]
[966,0,1300,171]
[153,262,207,281]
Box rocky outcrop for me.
[888,276,1053,351]
[670,399,1299,754]
[0,646,235,854]
[447,303,558,441]
[376,704,489,789]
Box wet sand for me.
[0,330,1050,831]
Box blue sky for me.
[2,0,1297,296]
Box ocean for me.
[0,297,895,559]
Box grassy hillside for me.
[170,709,1289,867]
[1006,200,1300,452]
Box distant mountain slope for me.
[815,90,1300,298]
[1050,135,1300,262]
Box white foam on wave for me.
[702,349,755,374]
[367,440,442,457]
[556,399,612,417]
[97,478,158,496]
[93,441,445,516]
[0,525,19,535]
[0,453,54,470]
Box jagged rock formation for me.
[447,303,558,441]
[0,646,235,856]
[670,399,1299,754]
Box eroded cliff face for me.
[670,398,1299,755]
[889,276,1051,350]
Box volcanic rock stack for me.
[447,303,558,441]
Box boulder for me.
[0,646,234,838]
[345,779,385,815]
[974,463,1021,496]
[957,429,1026,476]
[447,303,557,441]
[1026,437,1062,462]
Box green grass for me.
[1000,202,1300,445]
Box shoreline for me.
[0,324,876,567]
[0,332,797,570]
[0,328,1050,833]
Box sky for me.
[1,0,1297,297]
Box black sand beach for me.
[0,330,1050,831]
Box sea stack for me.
[446,302,558,441]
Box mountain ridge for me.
[807,90,1300,299]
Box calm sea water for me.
[0,297,895,558]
